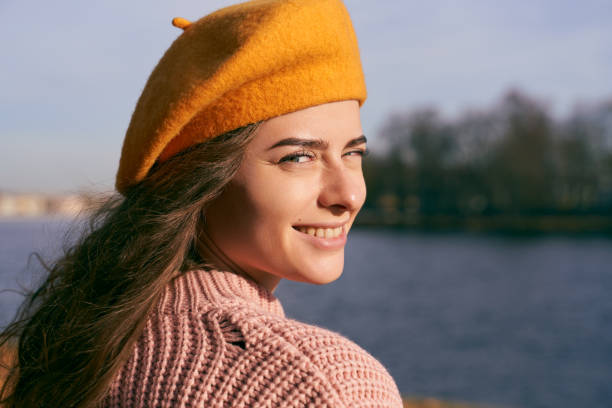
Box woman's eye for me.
[279,151,315,164]
[344,148,368,157]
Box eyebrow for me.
[267,134,367,150]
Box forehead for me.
[250,100,362,148]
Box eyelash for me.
[279,150,315,164]
[278,148,368,164]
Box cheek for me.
[245,170,316,223]
[250,178,325,276]
[207,175,315,257]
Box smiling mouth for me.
[293,225,345,239]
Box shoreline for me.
[355,212,612,235]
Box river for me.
[1,218,611,408]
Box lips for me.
[294,225,343,238]
[292,222,349,250]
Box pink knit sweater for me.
[104,269,402,407]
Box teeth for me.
[297,226,344,238]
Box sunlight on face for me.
[201,100,367,291]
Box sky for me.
[1,0,611,193]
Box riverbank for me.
[356,211,612,235]
[403,398,495,408]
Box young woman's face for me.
[202,100,366,291]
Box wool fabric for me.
[103,269,402,407]
[116,0,367,194]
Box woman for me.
[1,0,402,406]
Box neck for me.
[196,227,281,292]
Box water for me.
[1,219,611,408]
[0,218,77,323]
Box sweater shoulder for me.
[246,310,402,407]
[106,300,402,407]
[261,313,404,408]
[183,303,404,407]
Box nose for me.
[317,163,366,214]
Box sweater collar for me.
[159,269,285,318]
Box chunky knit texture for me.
[104,269,402,407]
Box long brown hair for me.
[0,122,261,407]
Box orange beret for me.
[115,0,367,194]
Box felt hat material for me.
[116,0,367,193]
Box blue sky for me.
[1,0,611,193]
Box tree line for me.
[360,90,612,231]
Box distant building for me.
[0,193,89,218]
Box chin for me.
[309,269,343,285]
[294,258,345,285]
